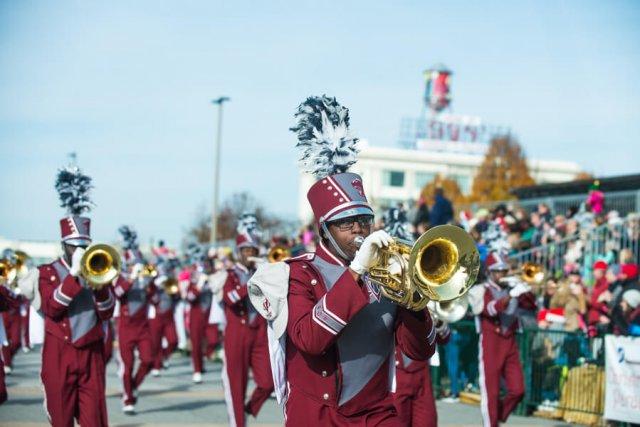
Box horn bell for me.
[80,244,122,289]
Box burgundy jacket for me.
[38,258,115,348]
[285,242,435,417]
[396,321,451,373]
[113,275,154,328]
[222,263,264,330]
[0,286,20,313]
[476,280,536,338]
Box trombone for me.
[80,244,122,290]
[364,225,480,311]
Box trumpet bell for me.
[164,277,179,295]
[410,225,480,302]
[268,246,291,263]
[428,295,469,323]
[80,244,122,289]
[0,258,15,285]
[522,262,545,284]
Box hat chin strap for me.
[321,222,352,262]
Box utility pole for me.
[210,96,230,245]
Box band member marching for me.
[467,251,536,427]
[0,258,21,404]
[1,250,23,375]
[217,217,274,427]
[248,96,436,426]
[381,207,453,427]
[149,260,179,376]
[38,165,116,426]
[114,225,155,414]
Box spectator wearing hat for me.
[429,188,453,227]
[588,261,611,335]
[619,290,640,336]
[609,263,640,335]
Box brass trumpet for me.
[521,262,545,285]
[80,244,122,289]
[364,225,480,311]
[163,277,180,295]
[267,246,291,263]
[0,258,16,286]
[142,264,158,278]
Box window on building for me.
[415,172,436,190]
[382,170,405,187]
[451,174,471,194]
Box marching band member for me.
[113,225,155,414]
[0,264,21,404]
[249,96,435,426]
[0,251,22,374]
[381,207,452,427]
[38,165,115,426]
[149,261,179,376]
[185,244,216,384]
[467,251,536,427]
[219,218,273,427]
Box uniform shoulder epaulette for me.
[287,253,315,263]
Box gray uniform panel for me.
[127,278,147,316]
[487,284,518,333]
[311,257,397,406]
[158,290,173,312]
[233,266,257,321]
[53,261,98,343]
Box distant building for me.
[298,142,581,223]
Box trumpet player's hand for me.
[69,247,86,277]
[349,230,394,276]
[509,282,530,298]
[387,256,407,276]
[156,275,168,286]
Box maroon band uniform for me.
[0,285,20,404]
[394,321,451,427]
[221,250,274,427]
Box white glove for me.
[509,282,530,298]
[349,230,394,275]
[130,263,144,280]
[69,247,86,277]
[196,273,208,290]
[387,256,407,276]
[156,275,168,286]
[247,256,267,265]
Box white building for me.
[298,142,582,223]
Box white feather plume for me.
[291,95,359,179]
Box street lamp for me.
[210,96,230,245]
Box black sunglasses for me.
[330,215,374,231]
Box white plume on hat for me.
[55,165,94,215]
[290,95,359,179]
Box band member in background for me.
[467,251,536,427]
[1,293,22,374]
[0,266,21,404]
[381,207,452,426]
[149,261,179,376]
[37,165,115,426]
[248,96,435,426]
[114,225,155,414]
[185,244,215,384]
[220,219,273,427]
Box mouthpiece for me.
[353,236,365,248]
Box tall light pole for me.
[210,96,230,245]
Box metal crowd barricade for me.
[433,322,607,424]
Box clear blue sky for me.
[1,1,639,247]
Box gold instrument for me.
[80,244,122,289]
[142,264,158,278]
[521,262,545,285]
[364,225,480,311]
[163,277,180,295]
[268,246,291,263]
[0,258,16,286]
[14,251,30,279]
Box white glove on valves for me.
[349,230,394,275]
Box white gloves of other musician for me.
[156,275,168,286]
[509,282,530,298]
[349,230,394,275]
[196,273,208,290]
[130,263,144,280]
[69,247,85,277]
[248,256,267,265]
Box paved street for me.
[0,348,571,426]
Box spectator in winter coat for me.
[619,289,640,336]
[429,188,453,227]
